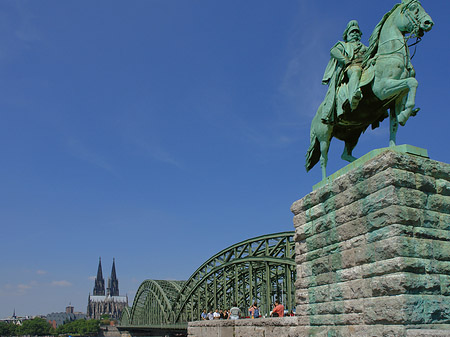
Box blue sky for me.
[0,0,448,318]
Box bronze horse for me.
[306,0,434,180]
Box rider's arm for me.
[330,42,349,66]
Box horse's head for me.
[400,0,434,37]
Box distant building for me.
[46,309,86,329]
[2,310,47,325]
[0,309,23,325]
[65,304,74,314]
[87,258,128,320]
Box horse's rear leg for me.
[341,136,359,162]
[319,140,330,180]
[389,97,405,146]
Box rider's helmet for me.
[343,20,362,41]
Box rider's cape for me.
[321,41,369,123]
[321,42,346,123]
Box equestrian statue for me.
[305,0,434,180]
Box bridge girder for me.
[122,231,295,327]
[129,279,186,325]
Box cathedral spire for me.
[93,257,105,296]
[111,258,117,280]
[107,258,119,296]
[97,257,104,280]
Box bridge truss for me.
[121,231,295,328]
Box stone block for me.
[303,284,330,303]
[439,275,450,295]
[292,212,306,228]
[437,179,450,196]
[361,257,430,278]
[371,273,441,296]
[366,224,413,243]
[433,241,450,261]
[366,205,421,228]
[413,227,450,241]
[407,329,450,336]
[342,299,364,314]
[414,173,437,193]
[336,265,363,283]
[404,295,450,324]
[341,279,372,299]
[364,296,407,324]
[428,195,450,214]
[432,261,450,275]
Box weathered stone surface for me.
[437,179,450,196]
[188,318,450,336]
[407,329,450,336]
[293,150,450,333]
[188,317,300,337]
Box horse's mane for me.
[363,3,402,67]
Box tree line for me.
[0,317,101,336]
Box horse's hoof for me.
[411,108,420,116]
[398,112,407,126]
[341,154,357,163]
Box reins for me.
[408,36,422,60]
[373,2,424,62]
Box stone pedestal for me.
[291,147,450,336]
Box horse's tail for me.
[305,129,320,172]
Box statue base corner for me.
[292,148,450,334]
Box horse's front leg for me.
[374,77,419,126]
[397,78,419,126]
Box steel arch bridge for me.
[120,231,295,333]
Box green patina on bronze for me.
[305,0,434,180]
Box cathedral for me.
[87,258,128,320]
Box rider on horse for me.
[321,20,368,124]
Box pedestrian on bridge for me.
[270,300,284,317]
[221,309,229,320]
[229,302,240,320]
[249,302,259,318]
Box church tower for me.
[107,258,119,296]
[88,257,128,319]
[93,257,105,296]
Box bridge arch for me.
[122,231,295,327]
[129,279,186,325]
[173,231,296,322]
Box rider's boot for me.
[321,111,333,124]
[350,88,363,111]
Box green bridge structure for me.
[119,231,296,336]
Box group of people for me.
[200,300,293,320]
[200,302,241,320]
[201,308,231,320]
